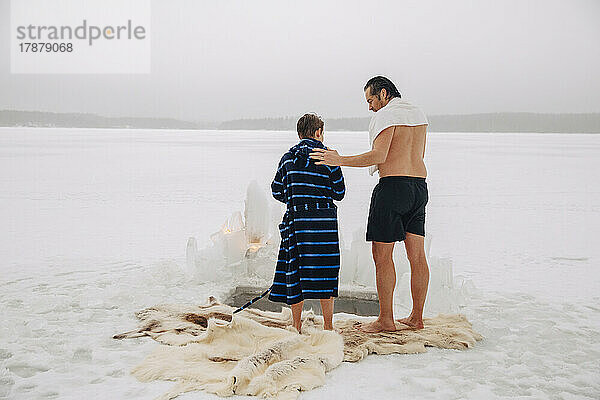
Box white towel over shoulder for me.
[368,97,428,176]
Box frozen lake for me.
[1,128,599,399]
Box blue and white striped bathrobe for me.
[268,138,345,305]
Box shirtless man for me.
[310,76,429,333]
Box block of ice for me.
[245,180,270,244]
[351,236,376,287]
[185,237,198,272]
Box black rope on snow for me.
[232,286,272,314]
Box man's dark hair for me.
[297,113,324,139]
[364,76,401,100]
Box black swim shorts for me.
[366,176,428,242]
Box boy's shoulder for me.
[280,150,294,160]
[277,151,294,164]
[275,151,294,172]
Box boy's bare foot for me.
[395,316,424,330]
[358,319,396,333]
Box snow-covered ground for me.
[1,128,599,399]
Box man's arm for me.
[310,126,394,167]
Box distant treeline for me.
[219,113,600,133]
[0,110,215,130]
[1,109,599,133]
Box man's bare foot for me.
[395,316,424,330]
[358,319,397,333]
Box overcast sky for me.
[1,0,599,121]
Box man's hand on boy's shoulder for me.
[310,147,342,166]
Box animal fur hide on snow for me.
[131,313,344,400]
[113,296,292,346]
[115,296,482,399]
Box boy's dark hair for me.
[297,113,324,139]
[364,76,401,100]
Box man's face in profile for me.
[365,87,387,112]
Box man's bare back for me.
[377,124,428,178]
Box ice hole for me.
[225,285,380,316]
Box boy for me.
[269,113,345,333]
